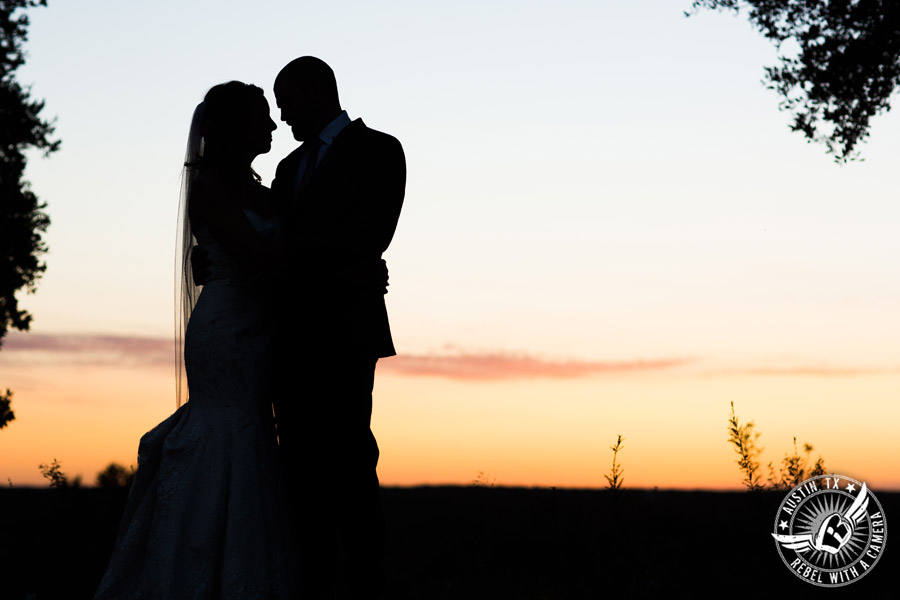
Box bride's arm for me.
[189,173,280,268]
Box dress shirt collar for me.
[316,110,351,147]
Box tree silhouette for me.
[690,0,900,161]
[1,0,58,429]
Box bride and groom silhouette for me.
[94,56,406,599]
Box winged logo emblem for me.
[772,483,869,555]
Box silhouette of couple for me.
[95,56,406,599]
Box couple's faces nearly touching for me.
[245,95,277,157]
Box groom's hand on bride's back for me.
[336,258,389,294]
[365,258,389,294]
[190,245,211,285]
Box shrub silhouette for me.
[727,402,826,491]
[767,437,826,490]
[96,462,135,488]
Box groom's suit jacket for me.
[271,118,406,359]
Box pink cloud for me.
[8,333,894,381]
[3,332,172,368]
[379,351,693,380]
[3,332,691,379]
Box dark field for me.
[0,486,895,598]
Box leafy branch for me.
[689,0,900,161]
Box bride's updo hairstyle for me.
[192,80,265,176]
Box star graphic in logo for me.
[846,483,856,493]
[779,520,789,530]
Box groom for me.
[270,56,406,599]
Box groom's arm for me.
[269,148,388,291]
[368,134,407,254]
[295,131,404,293]
[330,133,405,291]
[340,132,406,254]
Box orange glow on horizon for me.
[3,354,897,492]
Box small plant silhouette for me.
[604,434,625,491]
[38,458,80,488]
[471,470,496,487]
[727,402,763,491]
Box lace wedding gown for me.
[95,209,297,599]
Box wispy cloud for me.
[3,332,690,379]
[3,332,172,368]
[739,366,900,377]
[6,332,896,381]
[380,350,693,380]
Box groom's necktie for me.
[296,138,323,198]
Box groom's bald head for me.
[274,56,342,141]
[275,56,340,105]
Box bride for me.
[94,81,297,599]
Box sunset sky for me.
[2,0,899,490]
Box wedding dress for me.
[95,208,297,599]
